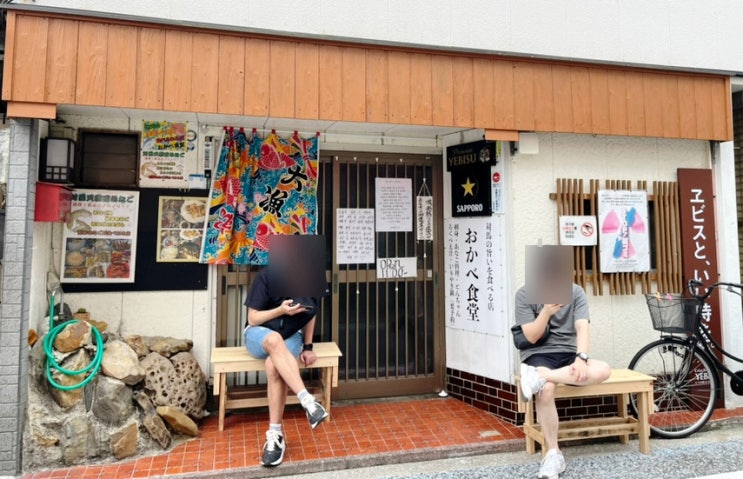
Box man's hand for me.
[570,359,589,382]
[300,350,317,366]
[542,304,563,317]
[281,299,306,316]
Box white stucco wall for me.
[510,133,710,371]
[30,114,215,371]
[18,0,743,74]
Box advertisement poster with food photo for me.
[139,120,199,188]
[61,189,140,283]
[157,196,206,262]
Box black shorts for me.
[525,352,576,370]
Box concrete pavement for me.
[280,419,743,479]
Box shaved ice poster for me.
[597,190,650,273]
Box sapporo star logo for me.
[461,177,476,197]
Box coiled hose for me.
[43,298,104,391]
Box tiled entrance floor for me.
[22,397,523,479]
[21,399,743,479]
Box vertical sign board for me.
[447,140,495,217]
[677,169,723,372]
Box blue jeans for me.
[243,325,303,359]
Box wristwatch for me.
[302,343,314,352]
[576,352,589,363]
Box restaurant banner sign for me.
[677,169,722,356]
[61,189,140,283]
[447,140,495,217]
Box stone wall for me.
[23,321,206,471]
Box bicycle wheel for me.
[628,337,718,438]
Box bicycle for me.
[628,280,743,438]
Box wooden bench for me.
[516,368,654,455]
[210,342,342,431]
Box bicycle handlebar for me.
[687,280,743,301]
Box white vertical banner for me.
[416,195,434,241]
[444,216,503,335]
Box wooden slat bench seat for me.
[516,368,654,455]
[210,342,342,431]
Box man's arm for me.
[574,318,590,354]
[247,300,304,326]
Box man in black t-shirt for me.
[243,267,327,467]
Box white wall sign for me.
[559,215,597,246]
[376,257,417,279]
[444,216,503,335]
[416,196,434,241]
[375,177,412,232]
[336,208,375,264]
[598,190,651,273]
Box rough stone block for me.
[92,376,134,425]
[156,406,198,437]
[110,422,138,460]
[101,340,145,386]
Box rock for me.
[86,319,108,333]
[148,337,193,357]
[54,321,92,353]
[157,406,198,437]
[49,349,91,409]
[30,423,59,447]
[61,416,92,465]
[170,353,207,419]
[134,391,157,416]
[29,328,39,347]
[124,335,150,358]
[92,376,134,425]
[101,340,145,385]
[110,422,138,459]
[140,351,206,419]
[140,352,175,407]
[141,413,172,449]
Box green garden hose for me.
[43,298,104,391]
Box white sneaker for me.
[520,363,546,402]
[538,448,566,479]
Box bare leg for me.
[534,359,611,451]
[262,332,306,395]
[265,356,288,425]
[538,359,611,386]
[535,382,560,451]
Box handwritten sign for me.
[336,208,375,264]
[376,257,417,279]
[416,196,434,241]
[375,178,412,232]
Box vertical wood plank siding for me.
[2,11,733,141]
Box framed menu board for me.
[156,196,206,262]
[61,189,140,283]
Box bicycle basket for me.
[645,293,700,334]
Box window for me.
[76,130,139,187]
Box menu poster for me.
[375,178,412,232]
[140,121,190,186]
[61,189,140,283]
[156,196,206,262]
[336,208,375,264]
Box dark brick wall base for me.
[446,367,622,425]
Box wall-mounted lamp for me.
[40,137,75,183]
[511,132,540,156]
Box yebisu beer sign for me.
[447,140,495,217]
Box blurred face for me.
[525,245,573,305]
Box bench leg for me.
[637,390,651,454]
[322,366,332,421]
[218,373,227,432]
[524,401,538,455]
[617,393,630,445]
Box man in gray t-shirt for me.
[515,283,611,479]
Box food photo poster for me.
[61,189,140,283]
[156,196,206,262]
